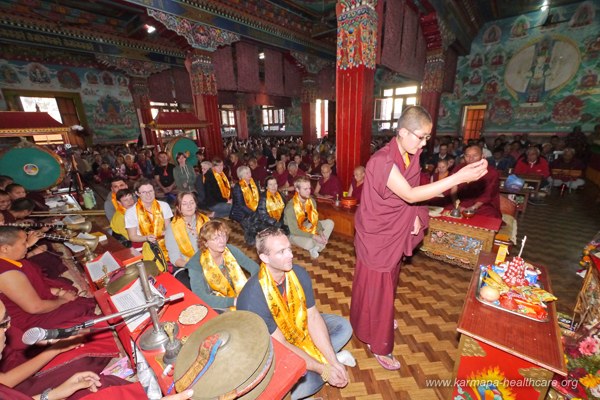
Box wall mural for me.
[0,59,139,143]
[438,1,600,135]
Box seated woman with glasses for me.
[125,179,173,272]
[186,220,259,311]
[165,191,210,289]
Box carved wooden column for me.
[301,76,317,145]
[235,94,249,140]
[420,12,455,146]
[129,77,156,147]
[336,0,378,189]
[185,53,223,159]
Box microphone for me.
[21,292,185,345]
[22,326,82,345]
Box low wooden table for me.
[421,214,502,269]
[317,200,356,238]
[452,252,566,399]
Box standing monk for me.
[350,106,489,370]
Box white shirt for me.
[124,200,173,236]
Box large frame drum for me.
[165,136,198,169]
[174,311,274,400]
[0,145,65,191]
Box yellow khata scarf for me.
[213,170,231,199]
[266,191,284,221]
[257,263,326,363]
[239,178,259,211]
[292,193,318,234]
[171,214,209,258]
[403,152,410,168]
[136,199,169,267]
[200,247,247,297]
[112,192,126,215]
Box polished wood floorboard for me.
[91,182,600,399]
[227,185,600,400]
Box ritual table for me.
[316,199,356,238]
[95,273,306,399]
[420,213,502,269]
[452,252,566,399]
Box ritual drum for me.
[0,144,65,191]
[174,311,274,400]
[165,136,198,170]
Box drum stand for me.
[67,154,85,197]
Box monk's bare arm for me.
[0,271,71,314]
[387,159,489,204]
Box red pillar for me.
[335,1,378,190]
[185,53,223,160]
[129,77,156,147]
[301,76,317,145]
[421,49,445,148]
[235,94,249,139]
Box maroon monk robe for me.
[0,258,118,374]
[317,175,342,198]
[453,163,501,218]
[350,178,363,203]
[351,139,429,355]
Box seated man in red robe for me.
[451,145,501,218]
[0,226,118,379]
[314,164,342,200]
[272,161,289,188]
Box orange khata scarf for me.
[258,263,326,363]
[136,199,169,267]
[112,192,126,215]
[239,178,259,211]
[266,191,284,221]
[171,213,209,258]
[200,247,247,297]
[213,169,231,199]
[292,193,318,234]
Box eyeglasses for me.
[406,129,431,142]
[138,190,155,195]
[0,315,11,330]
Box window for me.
[316,99,329,139]
[20,96,64,144]
[373,85,419,133]
[220,105,237,136]
[461,104,487,143]
[262,106,285,132]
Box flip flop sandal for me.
[367,344,401,371]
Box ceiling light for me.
[258,52,265,60]
[145,24,156,34]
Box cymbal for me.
[106,260,159,295]
[174,310,272,400]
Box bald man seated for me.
[451,145,501,218]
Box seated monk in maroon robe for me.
[0,226,118,381]
[0,299,193,400]
[451,145,501,219]
[314,164,342,199]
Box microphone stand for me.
[136,262,177,352]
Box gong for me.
[0,145,65,191]
[165,137,198,169]
[106,260,159,295]
[174,310,274,400]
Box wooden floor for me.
[91,182,600,399]
[227,184,600,400]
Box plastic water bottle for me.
[335,194,340,207]
[82,188,96,209]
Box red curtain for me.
[213,46,237,91]
[264,49,284,96]
[236,42,260,92]
[56,97,83,146]
[284,58,301,97]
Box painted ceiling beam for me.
[121,0,335,59]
